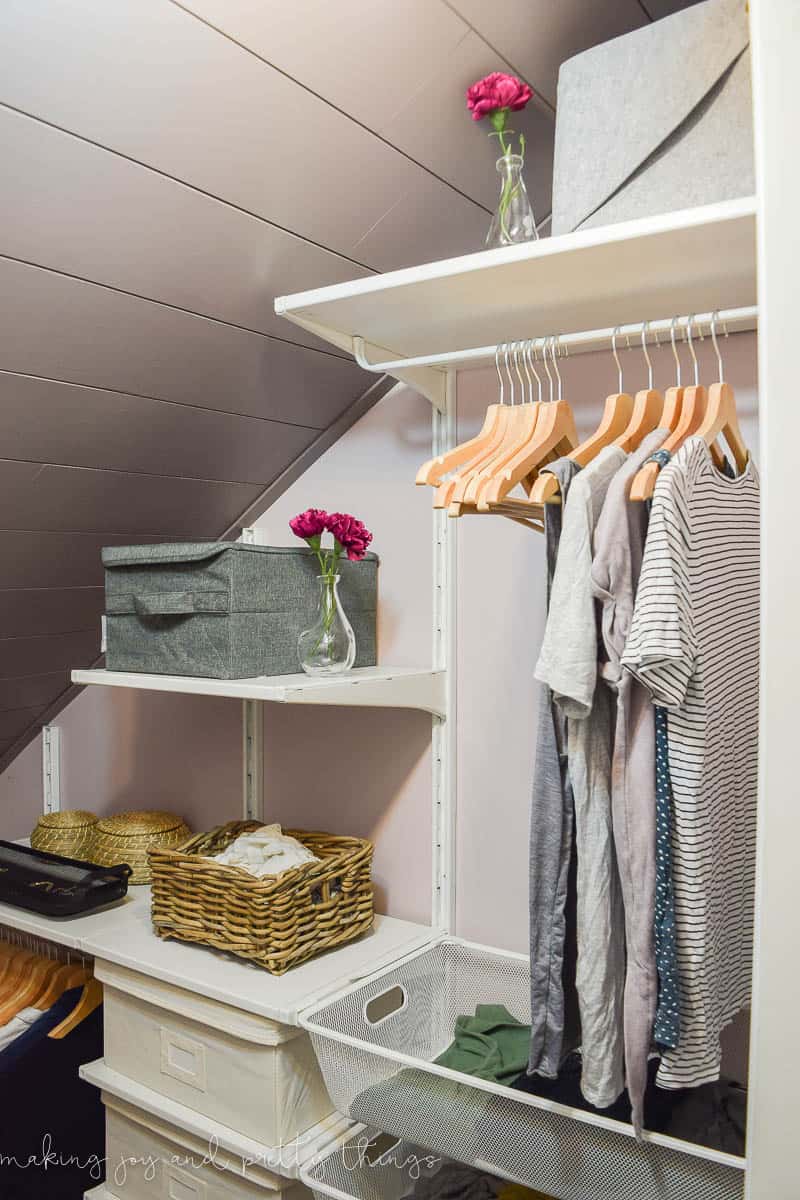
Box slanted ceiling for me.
[0,0,696,772]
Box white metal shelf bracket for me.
[431,370,457,933]
[353,336,447,412]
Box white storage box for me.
[97,960,334,1148]
[300,939,746,1200]
[103,1092,310,1199]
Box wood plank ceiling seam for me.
[169,0,494,214]
[0,1,490,269]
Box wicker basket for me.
[93,810,191,885]
[30,809,98,861]
[149,821,375,975]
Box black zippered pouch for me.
[0,841,131,916]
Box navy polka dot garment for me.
[653,704,681,1048]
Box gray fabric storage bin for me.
[551,0,753,235]
[103,542,378,679]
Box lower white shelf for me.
[81,1059,351,1180]
[0,886,438,1026]
[71,665,447,718]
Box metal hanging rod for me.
[353,305,758,376]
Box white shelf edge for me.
[274,197,757,388]
[275,195,756,319]
[81,1058,352,1180]
[0,888,439,1027]
[71,666,446,719]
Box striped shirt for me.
[622,436,759,1090]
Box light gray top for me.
[535,445,627,716]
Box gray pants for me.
[568,683,626,1109]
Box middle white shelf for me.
[0,888,437,1027]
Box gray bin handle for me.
[130,590,230,617]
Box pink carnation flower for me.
[327,512,373,561]
[466,72,533,122]
[289,508,329,540]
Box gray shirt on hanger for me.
[591,428,668,1134]
[528,456,582,1082]
[535,444,627,1110]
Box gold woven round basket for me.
[30,809,98,861]
[92,810,191,885]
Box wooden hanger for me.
[0,953,62,1025]
[456,398,540,506]
[0,949,38,998]
[34,963,91,1013]
[459,340,542,505]
[476,402,578,509]
[630,317,727,501]
[48,977,103,1040]
[417,402,503,487]
[476,338,578,510]
[613,324,663,452]
[530,328,635,504]
[693,314,748,472]
[431,342,517,507]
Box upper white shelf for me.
[275,197,756,366]
[72,665,445,718]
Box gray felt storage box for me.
[102,542,378,679]
[551,0,753,235]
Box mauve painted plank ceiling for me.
[0,460,261,537]
[0,106,374,351]
[0,0,693,770]
[0,673,73,712]
[0,589,105,640]
[0,373,320,484]
[0,633,101,680]
[0,0,487,268]
[0,261,370,428]
[0,533,181,590]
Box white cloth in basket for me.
[210,824,319,878]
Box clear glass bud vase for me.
[485,153,538,249]
[298,574,356,676]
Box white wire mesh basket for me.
[302,1125,449,1200]
[300,939,746,1200]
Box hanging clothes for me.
[590,427,671,1134]
[0,1007,42,1053]
[652,703,681,1050]
[0,987,104,1198]
[527,457,582,1081]
[623,437,760,1089]
[535,445,627,1109]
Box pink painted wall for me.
[0,333,759,966]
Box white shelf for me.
[71,665,446,718]
[80,1059,351,1179]
[0,886,437,1025]
[276,196,756,367]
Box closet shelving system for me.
[0,188,772,1200]
[40,193,765,1200]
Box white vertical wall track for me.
[239,525,265,823]
[41,724,61,815]
[242,699,265,823]
[431,370,458,933]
